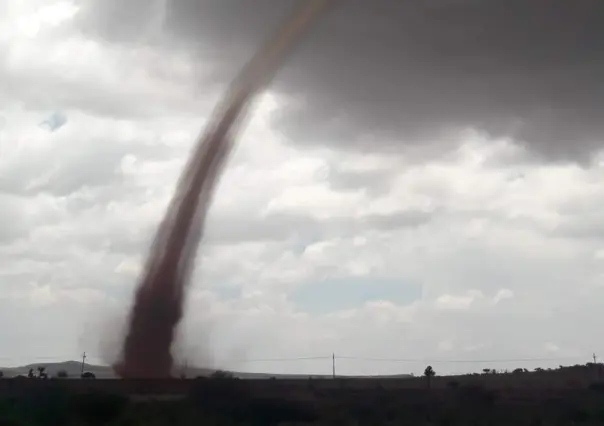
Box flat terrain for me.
[3,362,604,424]
[2,376,604,425]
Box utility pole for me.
[182,358,188,379]
[594,353,597,364]
[332,353,335,379]
[81,352,86,376]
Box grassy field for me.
[0,373,604,426]
[2,363,604,425]
[2,377,604,425]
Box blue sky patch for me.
[40,111,67,132]
[291,277,422,314]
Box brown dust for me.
[114,0,331,379]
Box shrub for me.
[210,369,234,379]
[447,381,460,389]
[588,381,604,392]
[71,392,127,426]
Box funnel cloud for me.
[113,0,331,378]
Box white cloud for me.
[2,0,604,376]
[435,290,484,311]
[544,342,560,353]
[492,288,514,304]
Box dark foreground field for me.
[3,378,604,425]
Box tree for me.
[210,370,234,380]
[424,365,435,389]
[0,370,3,379]
[37,366,48,379]
[56,369,68,378]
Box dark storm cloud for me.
[81,0,604,162]
[76,0,165,44]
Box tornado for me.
[114,0,332,379]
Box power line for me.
[0,354,590,365]
[234,356,331,363]
[233,355,587,363]
[337,356,582,364]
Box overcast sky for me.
[1,0,604,377]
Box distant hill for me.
[0,361,219,379]
[0,361,413,380]
[1,361,115,379]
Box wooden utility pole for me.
[80,352,86,376]
[332,353,336,379]
[182,358,188,379]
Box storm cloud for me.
[78,0,604,163]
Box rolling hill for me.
[0,361,412,380]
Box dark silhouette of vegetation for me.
[1,362,604,424]
[424,365,435,389]
[210,369,235,379]
[588,381,604,392]
[56,369,68,379]
[25,367,49,379]
[81,372,96,379]
[71,392,127,425]
[0,389,126,426]
[189,378,316,425]
[447,380,459,389]
[37,366,48,379]
[1,376,604,425]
